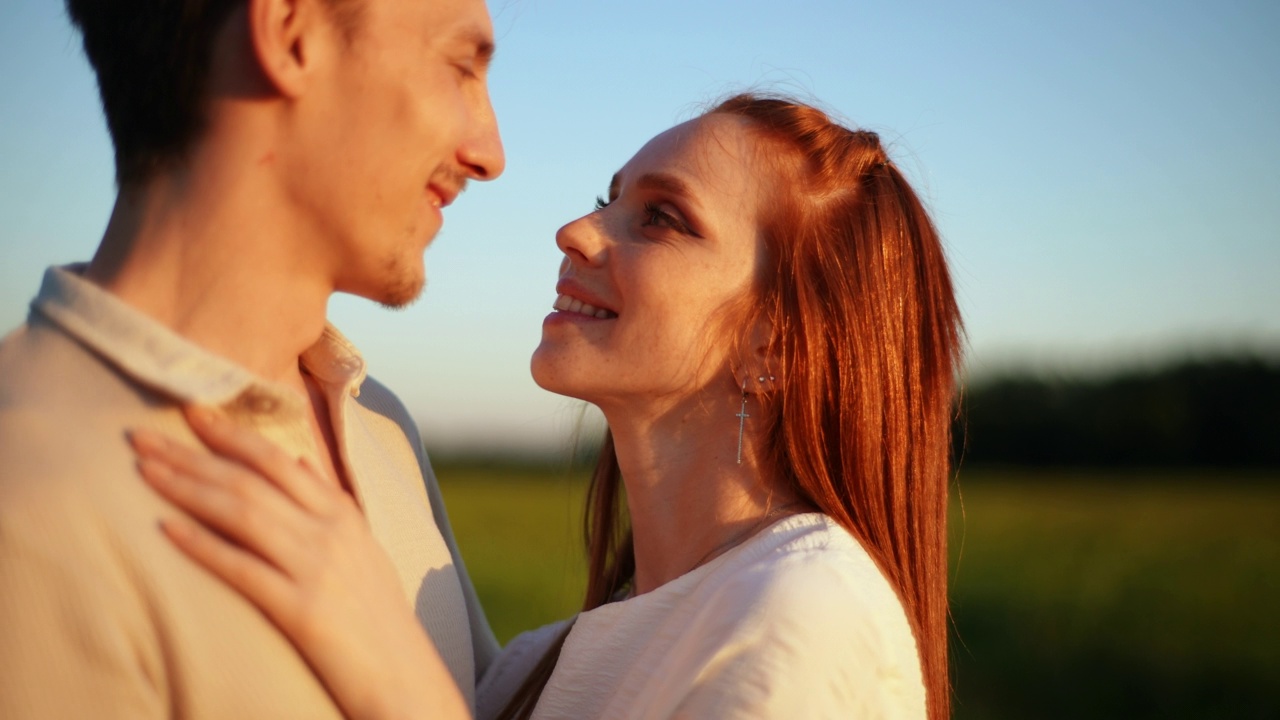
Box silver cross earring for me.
[735,377,750,465]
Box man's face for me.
[287,0,504,307]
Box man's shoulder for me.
[0,316,139,408]
[350,374,428,460]
[0,402,169,511]
[353,374,414,424]
[0,318,179,515]
[0,410,184,623]
[0,321,44,392]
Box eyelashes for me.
[594,194,698,237]
[642,203,695,235]
[642,203,674,228]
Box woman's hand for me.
[130,406,469,720]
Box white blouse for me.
[476,513,926,719]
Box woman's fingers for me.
[159,514,302,634]
[134,427,467,720]
[137,454,313,579]
[182,405,334,513]
[130,426,250,492]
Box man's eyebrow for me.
[464,28,496,69]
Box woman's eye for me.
[642,203,689,233]
[594,195,611,211]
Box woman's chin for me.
[529,352,581,399]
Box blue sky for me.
[2,0,1277,451]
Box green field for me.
[436,465,1280,720]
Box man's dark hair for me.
[67,0,362,187]
[66,0,246,186]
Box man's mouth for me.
[427,186,457,209]
[553,294,617,319]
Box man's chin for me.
[335,257,426,310]
[377,274,426,310]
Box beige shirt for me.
[0,265,497,718]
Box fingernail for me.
[159,517,194,542]
[137,457,174,483]
[128,428,166,454]
[189,404,228,429]
[186,405,216,425]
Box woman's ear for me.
[734,314,779,394]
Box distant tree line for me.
[954,356,1280,468]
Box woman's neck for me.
[603,393,801,595]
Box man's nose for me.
[459,90,505,181]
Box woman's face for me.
[531,114,772,413]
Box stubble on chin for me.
[377,255,426,310]
[377,194,449,308]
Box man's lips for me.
[427,183,460,209]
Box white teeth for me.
[553,294,616,319]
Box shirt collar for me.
[30,264,368,411]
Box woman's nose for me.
[555,213,608,267]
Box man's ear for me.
[246,0,334,98]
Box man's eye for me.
[595,195,611,211]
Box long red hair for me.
[500,93,963,720]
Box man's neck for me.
[84,166,332,391]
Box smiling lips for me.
[426,185,457,209]
[553,294,617,319]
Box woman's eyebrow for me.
[636,172,691,199]
[614,171,700,210]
